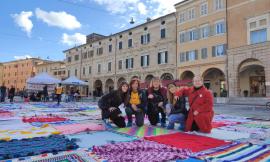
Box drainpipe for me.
[225,0,229,98]
[174,13,178,80]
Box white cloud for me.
[61,33,86,46]
[137,2,148,15]
[35,8,81,30]
[14,55,32,60]
[11,11,33,37]
[149,0,181,18]
[93,0,140,14]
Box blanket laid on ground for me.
[145,132,230,152]
[53,123,105,134]
[0,124,60,141]
[114,125,176,138]
[68,131,137,148]
[190,129,250,141]
[92,139,192,162]
[0,135,78,160]
[218,123,270,145]
[193,142,270,162]
[22,115,68,123]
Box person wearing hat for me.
[98,81,129,128]
[174,76,214,133]
[166,83,187,130]
[125,78,147,127]
[147,77,167,127]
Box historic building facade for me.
[36,61,67,80]
[175,0,228,97]
[227,0,270,97]
[64,13,177,94]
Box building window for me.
[215,20,226,35]
[75,69,77,76]
[158,51,168,64]
[214,0,223,10]
[180,32,185,43]
[141,55,149,67]
[83,53,87,59]
[58,71,61,75]
[160,28,166,38]
[54,72,57,75]
[109,44,112,52]
[83,67,85,75]
[88,50,94,57]
[141,33,150,44]
[118,60,122,70]
[201,48,208,59]
[108,62,112,72]
[68,70,70,77]
[186,50,198,61]
[212,44,226,57]
[250,29,267,44]
[188,8,195,20]
[98,64,101,73]
[97,47,103,55]
[128,39,133,48]
[201,24,209,38]
[125,58,134,69]
[89,66,91,74]
[119,41,123,49]
[68,57,72,62]
[179,12,185,23]
[179,52,186,63]
[200,3,208,16]
[74,55,79,61]
[189,29,196,41]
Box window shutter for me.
[141,56,144,67]
[223,22,226,33]
[185,32,189,42]
[186,52,189,61]
[131,58,134,68]
[147,55,150,66]
[195,50,198,60]
[158,52,161,64]
[209,25,215,36]
[212,46,216,57]
[165,51,168,63]
[147,33,150,42]
[126,59,128,69]
[141,35,143,44]
[194,29,199,40]
[223,44,227,55]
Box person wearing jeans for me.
[166,83,187,130]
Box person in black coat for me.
[125,78,147,127]
[147,77,167,127]
[43,85,49,102]
[98,81,129,128]
[166,83,187,130]
[8,86,15,103]
[0,83,7,102]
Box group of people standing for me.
[0,83,16,103]
[98,76,214,133]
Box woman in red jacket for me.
[174,76,214,133]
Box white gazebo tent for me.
[26,72,61,91]
[61,76,88,86]
[62,76,88,97]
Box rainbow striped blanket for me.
[193,142,270,162]
[113,125,176,138]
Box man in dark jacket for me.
[0,83,7,102]
[8,85,15,103]
[98,81,129,128]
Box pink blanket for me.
[53,123,105,134]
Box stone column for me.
[265,67,270,97]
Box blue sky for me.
[0,0,182,62]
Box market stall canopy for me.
[61,76,88,86]
[27,72,61,85]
